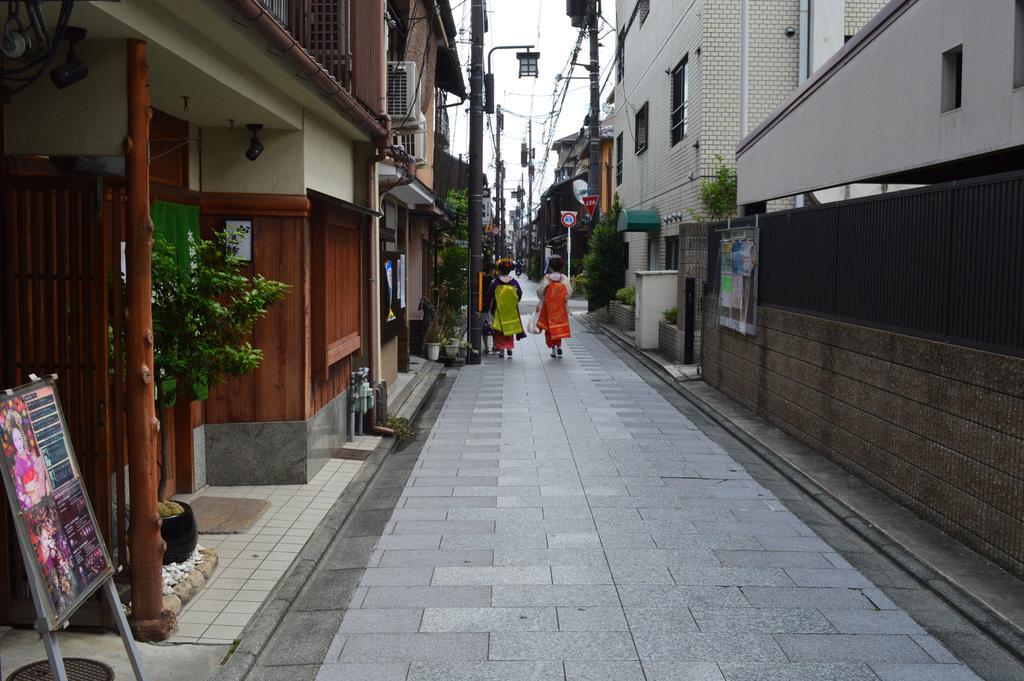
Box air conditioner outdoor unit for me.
[393,130,427,163]
[387,61,421,125]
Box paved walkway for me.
[313,283,983,681]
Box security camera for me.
[245,124,264,161]
[785,26,797,38]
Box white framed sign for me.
[224,219,253,261]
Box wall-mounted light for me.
[245,123,264,161]
[50,26,88,90]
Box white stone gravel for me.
[162,545,205,596]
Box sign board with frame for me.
[0,376,147,681]
[717,218,759,337]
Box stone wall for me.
[658,320,684,362]
[610,301,636,332]
[703,300,1024,579]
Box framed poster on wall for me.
[718,219,759,336]
[380,250,407,343]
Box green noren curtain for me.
[151,201,200,277]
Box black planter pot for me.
[160,501,198,565]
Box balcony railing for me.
[259,0,384,116]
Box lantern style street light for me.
[485,45,539,114]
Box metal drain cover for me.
[8,658,115,681]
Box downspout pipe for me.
[795,0,810,208]
[366,135,395,437]
[226,0,388,139]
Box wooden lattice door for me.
[0,176,114,625]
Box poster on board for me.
[379,251,407,343]
[718,229,759,336]
[0,379,113,629]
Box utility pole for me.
[587,0,602,234]
[527,118,535,274]
[468,0,484,363]
[495,106,504,259]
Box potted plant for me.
[147,228,289,562]
[424,314,446,361]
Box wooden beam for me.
[124,39,170,640]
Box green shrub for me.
[383,416,415,441]
[582,196,625,309]
[572,273,587,297]
[615,286,636,307]
[663,307,678,325]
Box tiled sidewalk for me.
[171,459,364,644]
[311,285,984,680]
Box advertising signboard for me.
[718,222,759,336]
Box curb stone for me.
[579,311,1024,664]
[209,364,447,681]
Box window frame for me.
[634,102,649,155]
[616,133,624,185]
[664,235,680,271]
[616,32,625,84]
[670,56,689,146]
[941,45,963,113]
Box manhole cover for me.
[8,658,114,681]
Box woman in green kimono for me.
[485,259,525,358]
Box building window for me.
[616,133,624,185]
[1015,0,1024,89]
[665,235,679,270]
[638,0,650,25]
[616,33,625,83]
[671,56,689,145]
[635,103,649,154]
[941,45,963,112]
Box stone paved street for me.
[308,283,990,681]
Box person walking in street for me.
[486,258,525,358]
[536,255,573,358]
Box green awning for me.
[617,209,661,232]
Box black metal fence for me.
[709,170,1024,357]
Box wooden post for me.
[124,39,170,640]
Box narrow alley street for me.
[248,281,1002,681]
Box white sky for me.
[445,1,618,217]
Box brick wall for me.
[703,301,1024,579]
[845,0,886,38]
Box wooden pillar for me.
[124,39,170,640]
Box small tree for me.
[151,230,290,497]
[582,195,626,310]
[693,155,738,221]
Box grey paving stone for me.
[617,585,749,608]
[403,496,497,508]
[336,633,489,662]
[420,607,557,632]
[489,631,638,660]
[633,631,788,662]
[668,566,795,587]
[431,566,552,586]
[869,663,983,681]
[821,609,928,635]
[315,663,409,681]
[374,535,442,550]
[393,520,495,535]
[623,607,699,636]
[376,550,493,568]
[546,533,602,548]
[445,508,545,520]
[604,548,723,568]
[337,608,423,634]
[912,635,960,663]
[718,662,882,681]
[263,610,346,666]
[775,634,936,663]
[715,550,835,569]
[690,607,834,634]
[357,568,434,586]
[493,548,609,566]
[406,661,565,681]
[785,568,875,589]
[360,586,492,608]
[492,585,622,607]
[387,509,450,521]
[641,660,727,681]
[557,606,629,631]
[756,536,835,552]
[741,587,877,610]
[650,532,765,551]
[565,661,645,681]
[551,565,614,585]
[609,564,675,585]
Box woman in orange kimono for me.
[536,256,573,358]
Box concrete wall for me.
[703,301,1024,579]
[635,270,678,350]
[738,0,1024,204]
[304,111,357,202]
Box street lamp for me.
[485,44,540,114]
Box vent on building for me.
[387,61,422,127]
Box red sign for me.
[582,194,599,218]
[560,211,578,229]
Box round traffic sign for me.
[560,211,578,228]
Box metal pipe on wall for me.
[796,0,810,209]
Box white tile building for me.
[612,0,887,285]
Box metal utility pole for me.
[495,106,504,259]
[527,118,535,273]
[587,0,602,232]
[468,0,484,364]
